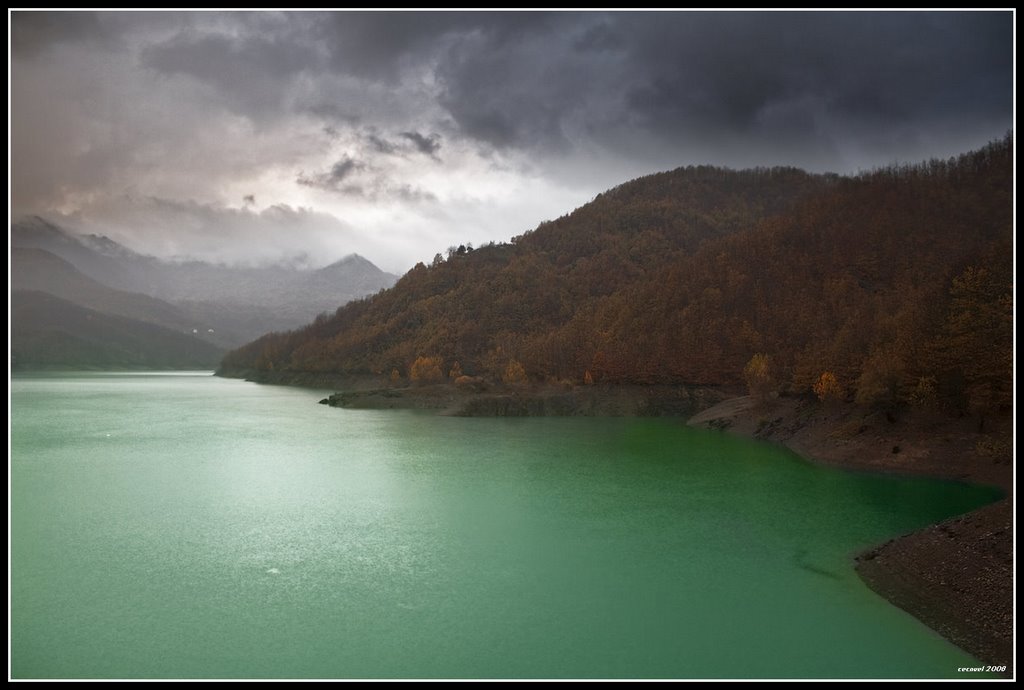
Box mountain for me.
[10,216,397,369]
[12,216,152,292]
[10,247,286,349]
[12,290,223,370]
[13,247,201,336]
[11,217,399,327]
[142,253,397,322]
[221,136,1011,417]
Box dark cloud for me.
[313,11,554,81]
[11,11,108,55]
[9,10,160,55]
[143,27,317,84]
[388,184,437,203]
[10,11,1013,270]
[335,180,437,204]
[297,156,364,191]
[366,134,399,155]
[362,130,442,159]
[623,13,1010,131]
[400,131,442,159]
[141,26,320,116]
[572,18,624,53]
[296,155,435,203]
[328,158,360,181]
[16,11,1010,166]
[433,11,1011,165]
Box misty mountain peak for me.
[81,233,141,259]
[319,253,394,278]
[13,216,137,260]
[12,215,77,245]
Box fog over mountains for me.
[10,216,397,369]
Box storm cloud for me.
[10,11,1012,271]
[297,156,365,192]
[400,132,442,159]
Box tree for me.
[449,361,463,379]
[409,355,444,385]
[938,265,1012,428]
[218,139,1011,394]
[908,376,938,408]
[743,353,775,404]
[855,347,906,413]
[812,371,844,404]
[502,359,528,385]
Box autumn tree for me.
[218,138,1010,397]
[409,355,444,385]
[812,371,844,404]
[855,347,906,413]
[908,376,938,408]
[502,359,528,385]
[743,353,775,404]
[449,361,463,379]
[937,265,1012,429]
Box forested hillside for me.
[222,136,1011,417]
[12,291,224,370]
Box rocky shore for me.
[688,395,1012,674]
[855,499,1012,670]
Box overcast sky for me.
[10,10,1013,273]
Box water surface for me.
[10,372,999,679]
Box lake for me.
[9,372,1000,679]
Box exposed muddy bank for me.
[689,395,1012,674]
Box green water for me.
[10,372,1000,679]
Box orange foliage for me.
[502,360,528,385]
[221,135,1011,426]
[409,356,444,385]
[812,371,844,403]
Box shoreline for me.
[218,369,733,416]
[317,381,729,418]
[688,395,1012,674]
[222,371,1013,673]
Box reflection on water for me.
[10,373,999,679]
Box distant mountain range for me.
[10,217,398,369]
[12,290,225,370]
